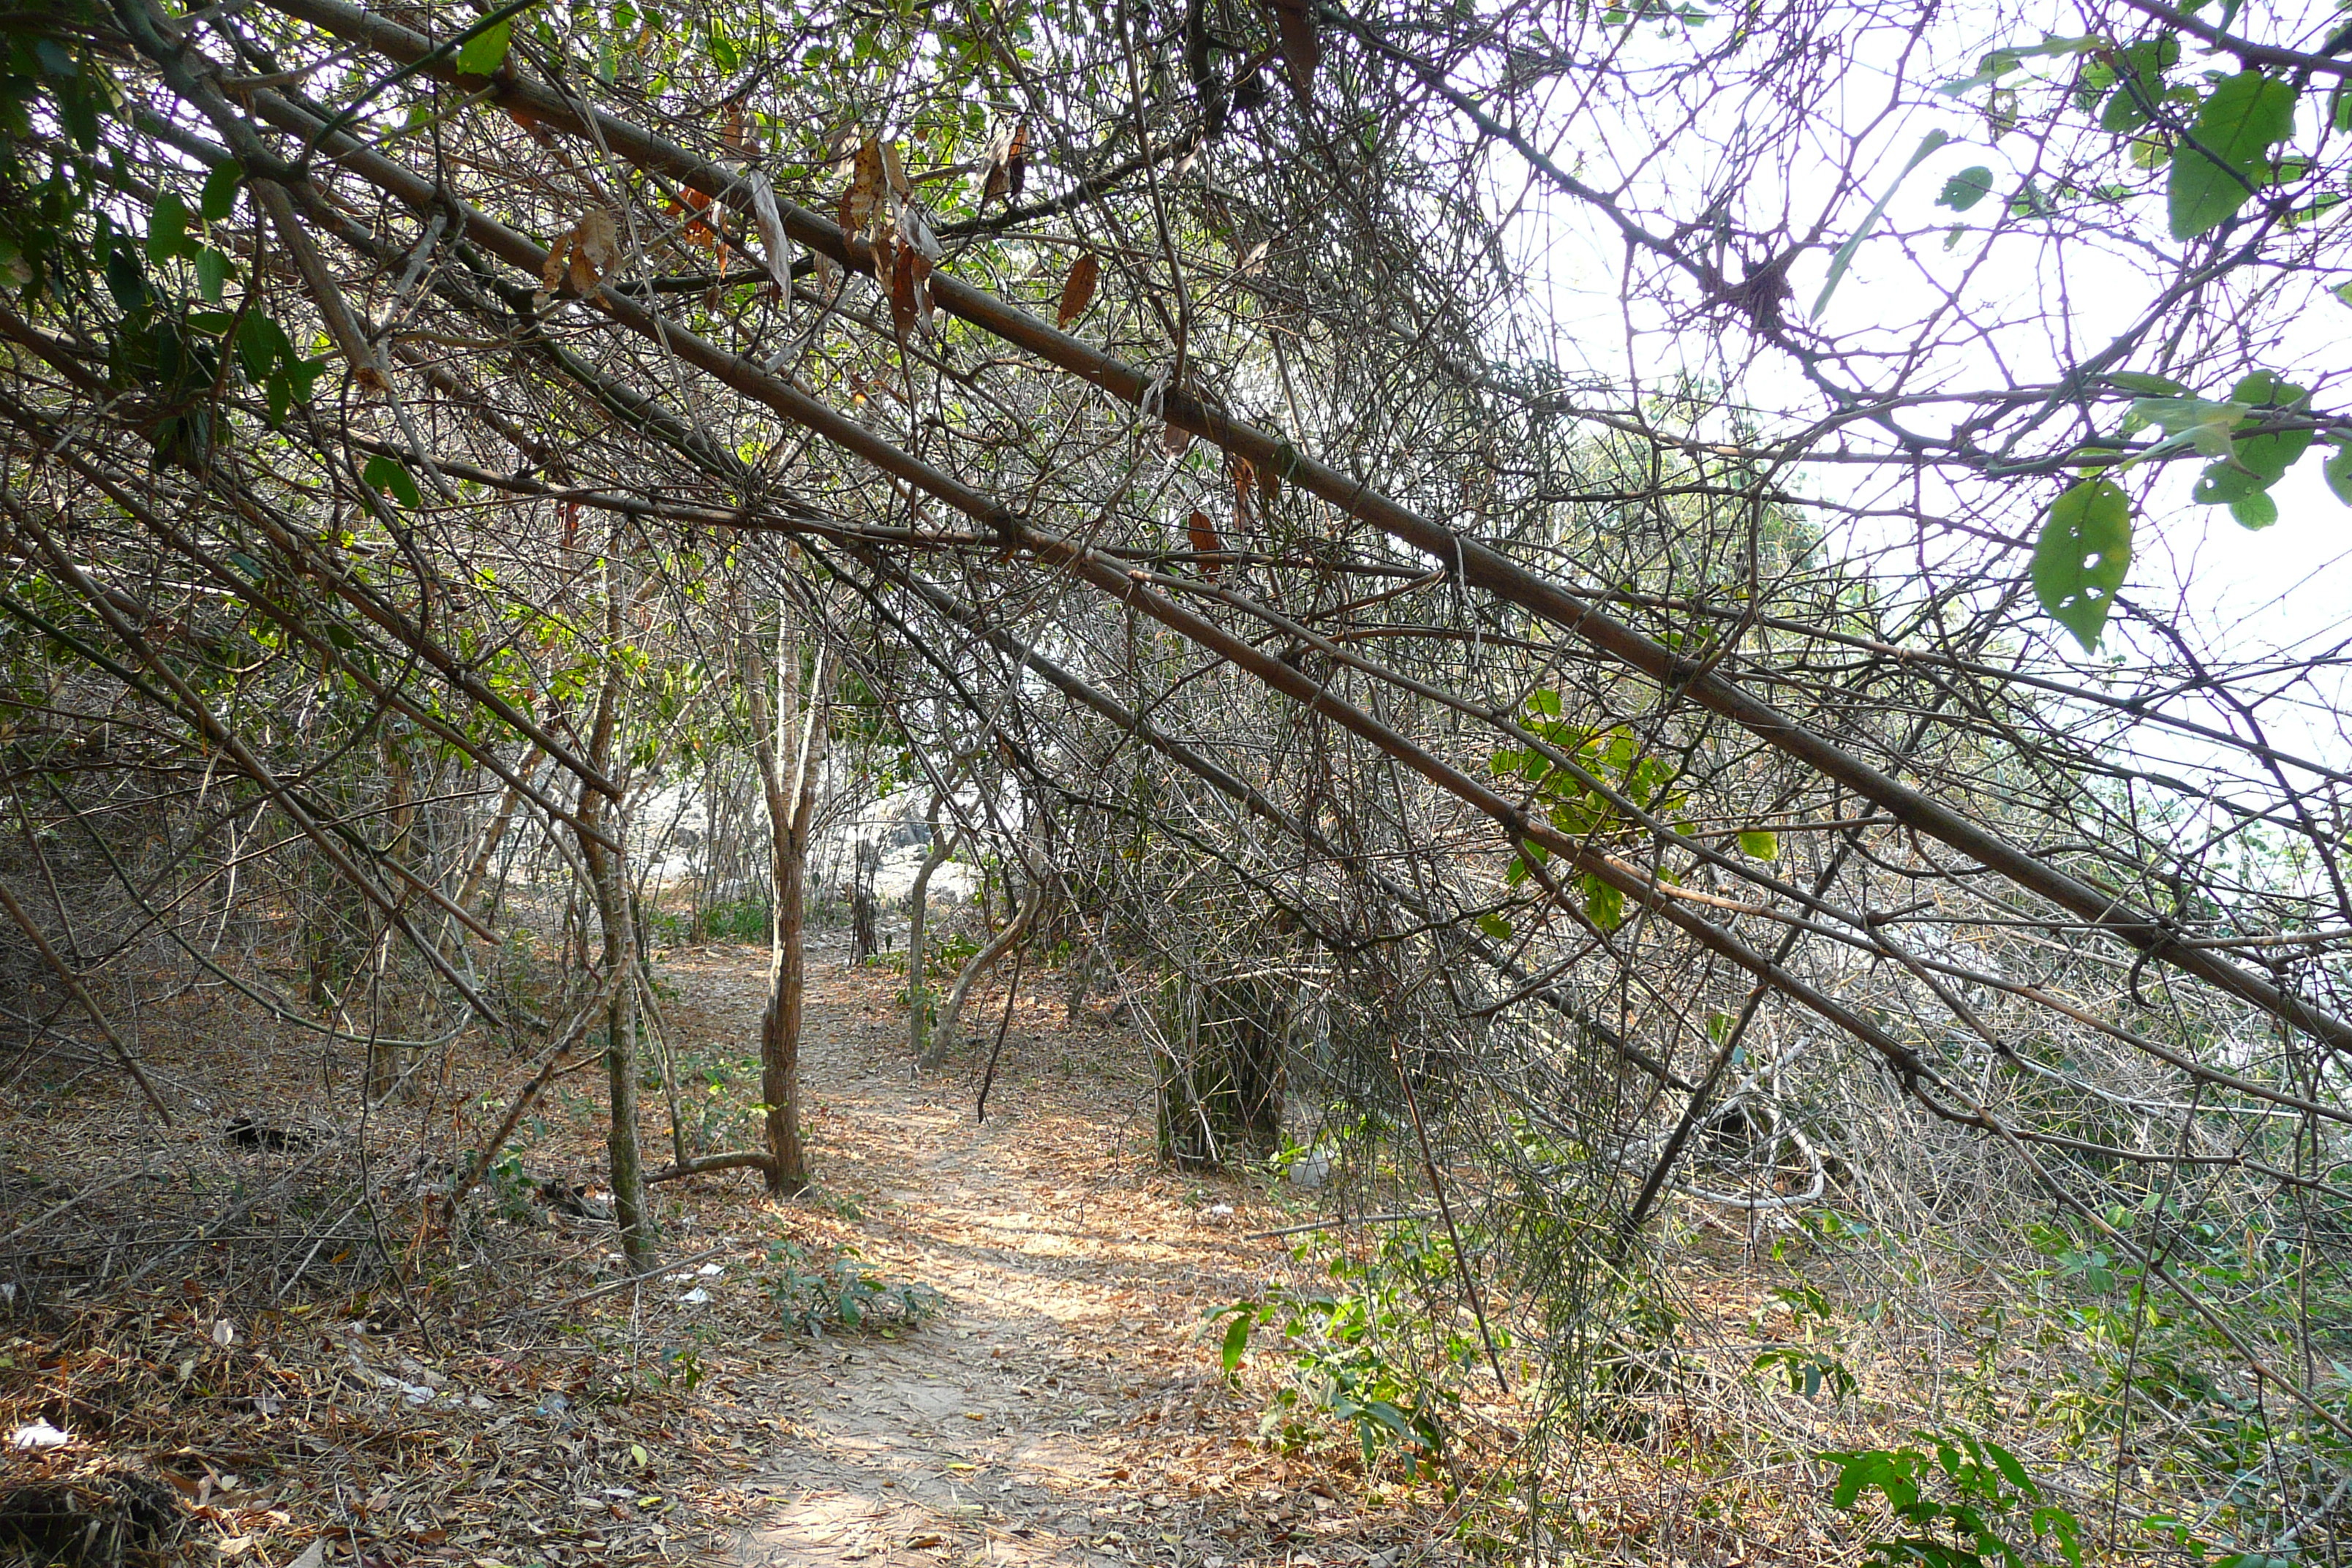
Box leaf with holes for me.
[1056,252,1100,330]
[2031,479,2132,652]
[1936,166,1994,211]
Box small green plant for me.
[1207,1231,1460,1473]
[1751,1281,1858,1401]
[765,1241,939,1335]
[1820,1433,2083,1568]
[696,895,770,943]
[652,1340,705,1392]
[930,928,981,973]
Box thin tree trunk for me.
[456,749,542,913]
[739,592,835,1197]
[928,879,1041,1070]
[578,549,651,1267]
[905,793,957,1065]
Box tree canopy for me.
[6,0,2352,1558]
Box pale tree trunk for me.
[929,878,1043,1069]
[455,748,544,913]
[739,594,835,1197]
[578,548,651,1265]
[905,792,959,1066]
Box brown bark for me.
[578,546,651,1266]
[739,593,836,1197]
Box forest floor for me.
[660,937,1448,1568]
[0,932,1477,1568]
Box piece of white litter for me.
[10,1421,67,1451]
[678,1286,712,1305]
[211,1317,235,1348]
[697,1262,723,1276]
[663,1272,693,1284]
[1205,1203,1234,1218]
[284,1540,326,1568]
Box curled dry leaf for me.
[1056,252,1101,330]
[1267,0,1319,96]
[982,120,1028,203]
[879,138,911,200]
[749,181,794,293]
[543,208,621,295]
[1163,420,1194,457]
[1188,510,1225,578]
[1229,451,1260,527]
[840,138,884,240]
[889,243,921,342]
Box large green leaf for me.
[2031,479,2132,652]
[455,15,513,77]
[363,454,423,509]
[2168,70,2298,240]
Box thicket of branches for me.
[5,0,2351,1558]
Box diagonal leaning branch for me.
[254,0,2352,1055]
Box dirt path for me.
[653,939,1380,1568]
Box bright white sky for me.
[1480,0,2352,776]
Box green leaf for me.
[200,161,242,223]
[1813,129,1950,320]
[1580,872,1624,932]
[2228,491,2277,529]
[146,192,192,264]
[2191,461,2264,505]
[363,453,423,508]
[2323,440,2352,505]
[1220,1311,1252,1375]
[1736,829,1779,860]
[195,246,231,303]
[1983,1439,2035,1499]
[2167,69,2299,241]
[456,15,514,77]
[236,312,288,382]
[1935,166,1994,211]
[2032,479,2133,652]
[1475,911,1512,942]
[2103,370,2186,396]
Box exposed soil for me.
[655,939,1441,1568]
[1,932,1456,1568]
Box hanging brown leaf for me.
[1163,421,1194,457]
[879,138,912,200]
[1056,252,1101,330]
[1006,120,1029,200]
[890,242,921,342]
[1229,451,1259,528]
[540,233,573,294]
[1188,509,1224,578]
[1267,0,1319,96]
[562,208,619,293]
[720,101,753,154]
[840,138,883,240]
[899,208,938,332]
[982,120,1028,203]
